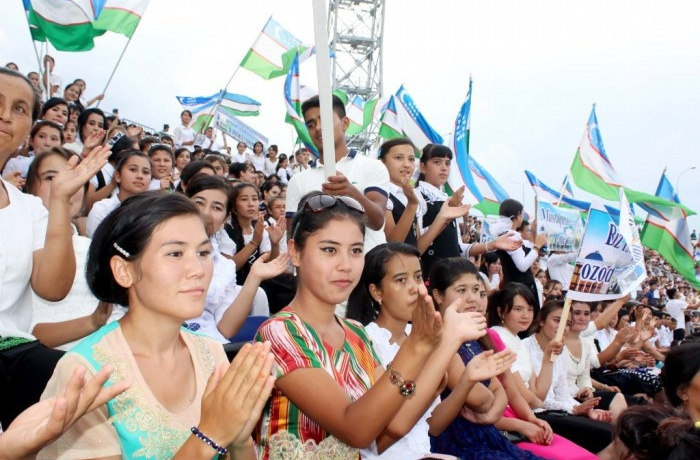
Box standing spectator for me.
[173,110,195,151]
[264,144,279,176]
[247,141,266,172]
[665,287,699,340]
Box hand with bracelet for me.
[186,342,275,459]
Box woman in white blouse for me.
[173,110,196,152]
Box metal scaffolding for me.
[328,0,385,153]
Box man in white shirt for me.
[285,95,390,252]
[664,287,699,338]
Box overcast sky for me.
[2,0,700,227]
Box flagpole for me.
[23,11,46,100]
[193,66,242,135]
[96,36,135,109]
[555,173,572,208]
[311,0,336,178]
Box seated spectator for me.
[38,192,275,459]
[25,148,125,350]
[87,150,151,237]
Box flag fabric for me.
[394,85,443,149]
[92,0,149,38]
[466,156,510,216]
[26,0,103,51]
[378,95,403,140]
[446,80,509,215]
[568,105,693,220]
[525,170,591,212]
[345,95,365,136]
[219,91,261,117]
[283,53,319,157]
[176,90,260,132]
[641,173,700,289]
[240,16,312,80]
[25,0,149,51]
[569,105,622,201]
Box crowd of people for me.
[1,62,699,460]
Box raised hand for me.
[437,200,471,222]
[442,304,487,343]
[447,185,465,208]
[51,145,110,202]
[251,218,265,247]
[543,338,564,361]
[464,349,516,382]
[83,129,106,151]
[0,365,130,459]
[197,342,275,448]
[265,216,286,245]
[407,283,443,355]
[399,176,418,205]
[249,253,289,281]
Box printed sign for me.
[567,196,646,301]
[536,200,585,253]
[215,108,268,148]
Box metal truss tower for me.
[328,0,385,153]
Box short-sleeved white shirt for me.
[246,153,266,172]
[0,178,48,338]
[174,124,196,152]
[285,151,390,252]
[86,194,121,238]
[88,162,115,188]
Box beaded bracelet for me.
[386,362,416,397]
[190,426,228,456]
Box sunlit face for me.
[435,272,481,313]
[264,185,281,204]
[149,150,173,180]
[192,188,229,237]
[291,217,364,306]
[487,258,501,275]
[73,80,86,92]
[420,155,451,188]
[570,302,591,332]
[122,215,213,321]
[235,186,259,221]
[82,113,104,141]
[303,107,347,152]
[268,200,285,221]
[64,84,80,102]
[382,144,416,185]
[501,294,535,335]
[253,142,263,154]
[539,307,570,341]
[476,280,488,317]
[237,143,246,154]
[278,158,289,169]
[33,153,83,217]
[267,147,277,158]
[63,122,77,144]
[43,103,68,126]
[116,155,151,196]
[31,125,62,153]
[181,111,191,125]
[175,150,190,170]
[373,253,423,323]
[0,73,34,160]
